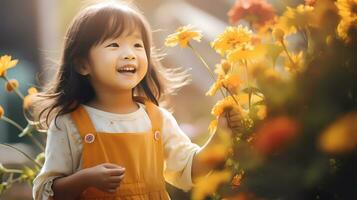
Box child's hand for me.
[85,163,125,193]
[218,109,242,132]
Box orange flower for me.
[5,79,19,92]
[23,87,39,109]
[228,0,276,28]
[254,116,299,155]
[319,112,357,154]
[305,0,317,6]
[231,172,244,189]
[0,106,4,118]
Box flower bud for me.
[0,106,4,119]
[5,79,19,92]
[273,28,285,41]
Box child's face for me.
[83,28,148,93]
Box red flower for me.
[305,0,317,6]
[228,0,276,27]
[254,116,299,155]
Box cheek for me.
[139,55,148,75]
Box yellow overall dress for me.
[70,98,170,200]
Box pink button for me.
[154,131,160,141]
[84,133,95,143]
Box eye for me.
[106,43,119,48]
[134,43,143,48]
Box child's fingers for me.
[229,115,241,122]
[103,163,124,169]
[228,110,242,118]
[228,121,242,129]
[109,168,125,176]
[110,174,125,182]
[108,182,120,188]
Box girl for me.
[32,1,241,200]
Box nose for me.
[121,46,136,60]
[124,55,136,60]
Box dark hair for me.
[34,1,190,129]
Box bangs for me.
[90,6,147,45]
[101,11,143,42]
[71,3,151,59]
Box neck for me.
[88,89,139,114]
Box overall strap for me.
[70,105,96,138]
[145,101,163,133]
[134,96,163,132]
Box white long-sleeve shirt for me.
[33,103,200,200]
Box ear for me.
[74,58,90,76]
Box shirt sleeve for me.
[160,108,201,191]
[32,114,77,200]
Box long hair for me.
[34,1,190,129]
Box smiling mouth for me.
[117,64,137,73]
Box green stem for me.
[223,85,239,105]
[188,43,216,80]
[0,143,42,168]
[188,43,226,98]
[244,60,252,111]
[280,39,295,67]
[4,169,23,174]
[1,116,24,131]
[1,115,44,151]
[2,76,24,100]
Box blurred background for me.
[0,0,302,199]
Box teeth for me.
[117,65,136,73]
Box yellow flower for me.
[211,95,241,117]
[256,105,267,120]
[0,55,18,77]
[222,73,242,94]
[211,25,253,56]
[0,106,4,119]
[227,43,266,63]
[277,5,315,35]
[5,79,19,92]
[336,0,357,19]
[319,112,357,154]
[23,87,39,109]
[208,119,219,134]
[336,0,357,43]
[165,25,202,48]
[214,60,231,76]
[284,51,304,73]
[206,76,224,96]
[192,170,232,200]
[237,93,263,109]
[206,73,242,96]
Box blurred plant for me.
[166,0,357,199]
[0,55,44,195]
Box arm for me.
[52,169,90,200]
[192,110,241,180]
[52,163,125,200]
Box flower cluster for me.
[0,55,43,195]
[166,0,357,199]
